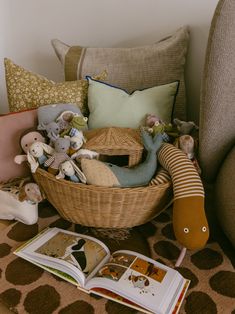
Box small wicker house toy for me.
[84,127,143,167]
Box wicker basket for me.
[33,168,172,228]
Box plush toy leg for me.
[175,247,187,267]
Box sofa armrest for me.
[215,145,235,247]
[199,0,235,183]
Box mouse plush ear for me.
[37,122,47,130]
[56,169,65,180]
[18,186,27,202]
[27,151,39,173]
[71,160,87,183]
[41,143,54,155]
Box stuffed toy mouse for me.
[27,142,54,173]
[71,148,99,163]
[44,137,71,175]
[173,118,199,135]
[56,160,86,183]
[145,114,178,141]
[0,179,43,224]
[56,110,81,132]
[60,115,88,137]
[65,132,86,156]
[14,130,45,164]
[37,121,61,144]
[178,135,201,174]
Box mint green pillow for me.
[87,77,179,129]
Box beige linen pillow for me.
[4,58,88,114]
[51,26,189,120]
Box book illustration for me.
[36,231,107,276]
[130,258,167,283]
[95,254,168,298]
[14,228,189,314]
[109,252,136,267]
[121,268,163,298]
[128,274,150,289]
[97,264,127,281]
[93,254,168,297]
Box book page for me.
[90,288,152,314]
[86,250,187,314]
[15,227,110,287]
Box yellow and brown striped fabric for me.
[158,143,204,200]
[157,143,209,250]
[150,167,171,186]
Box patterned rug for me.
[0,200,234,314]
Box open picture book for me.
[14,227,190,314]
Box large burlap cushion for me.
[51,26,189,120]
[215,146,235,247]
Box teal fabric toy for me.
[81,131,163,187]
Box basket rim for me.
[35,168,171,192]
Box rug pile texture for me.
[0,201,234,314]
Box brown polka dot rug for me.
[0,201,234,314]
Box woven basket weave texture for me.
[84,127,143,167]
[33,168,172,228]
[33,127,173,228]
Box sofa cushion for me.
[215,146,235,247]
[199,0,235,182]
[51,26,189,120]
[37,103,83,126]
[5,59,89,114]
[87,77,179,129]
[0,109,38,183]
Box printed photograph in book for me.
[35,231,107,276]
[94,252,168,299]
[96,252,167,288]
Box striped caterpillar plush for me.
[158,143,209,251]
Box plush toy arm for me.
[27,152,39,173]
[49,132,59,142]
[41,143,54,155]
[71,160,87,183]
[14,154,27,164]
[71,149,99,160]
[56,170,65,180]
[44,156,55,167]
[70,152,78,159]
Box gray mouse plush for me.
[37,121,61,143]
[44,137,71,175]
[173,118,199,135]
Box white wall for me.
[0,0,218,122]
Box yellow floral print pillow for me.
[5,58,92,114]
